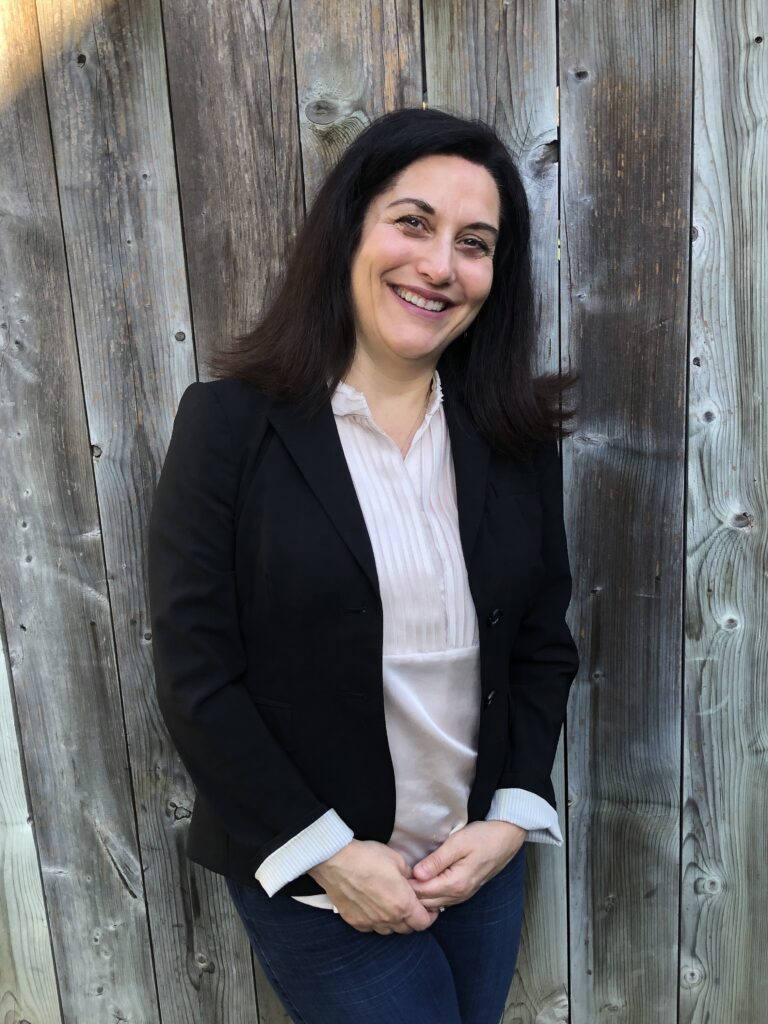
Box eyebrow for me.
[385,197,499,239]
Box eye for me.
[460,236,492,254]
[395,214,425,230]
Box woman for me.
[148,106,579,1023]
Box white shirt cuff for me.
[485,787,563,846]
[254,809,354,896]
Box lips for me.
[390,283,455,307]
[387,284,454,319]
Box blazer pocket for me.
[252,696,294,754]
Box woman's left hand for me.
[407,820,527,910]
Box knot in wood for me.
[731,510,753,529]
[306,98,340,125]
[681,965,704,987]
[169,799,191,821]
[694,874,722,895]
[530,140,559,177]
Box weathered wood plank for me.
[423,2,568,1019]
[0,615,62,1024]
[160,0,307,1018]
[165,0,305,373]
[36,0,260,1019]
[292,0,423,203]
[681,0,768,1019]
[0,1,159,1019]
[560,2,694,1020]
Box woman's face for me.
[349,154,500,375]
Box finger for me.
[404,903,439,931]
[373,925,393,935]
[412,838,467,881]
[418,898,454,911]
[409,873,463,899]
[384,848,412,877]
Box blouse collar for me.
[330,368,444,426]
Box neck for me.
[341,353,437,449]
[342,352,437,410]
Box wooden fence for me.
[1,0,765,1021]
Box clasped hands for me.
[307,820,526,935]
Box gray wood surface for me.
[681,0,768,1020]
[0,615,62,1023]
[1,2,159,1020]
[2,0,766,1021]
[161,0,308,1018]
[292,0,422,203]
[560,1,694,1020]
[165,0,306,373]
[423,3,569,1021]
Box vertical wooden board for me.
[36,1,260,1022]
[291,0,423,203]
[0,617,62,1024]
[682,0,768,1019]
[163,0,305,370]
[424,3,568,1020]
[0,1,160,1019]
[560,1,693,1020]
[159,0,307,1018]
[252,958,293,1024]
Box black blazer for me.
[147,368,580,896]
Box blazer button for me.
[484,690,496,707]
[487,608,502,627]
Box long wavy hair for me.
[205,106,578,456]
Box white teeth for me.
[392,285,448,312]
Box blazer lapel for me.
[266,398,380,594]
[441,383,490,568]
[265,378,491,596]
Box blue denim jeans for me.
[225,846,526,1024]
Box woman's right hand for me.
[307,839,439,934]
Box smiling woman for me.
[205,106,578,457]
[349,155,499,375]
[150,107,580,1024]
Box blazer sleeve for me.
[497,437,580,808]
[147,381,335,873]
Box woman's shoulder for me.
[190,375,271,405]
[175,376,273,447]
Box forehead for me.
[374,154,500,221]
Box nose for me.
[415,233,457,285]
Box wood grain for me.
[292,0,422,203]
[681,0,768,1019]
[161,0,308,1017]
[560,1,693,1020]
[164,0,305,373]
[424,2,568,1020]
[0,612,62,1024]
[2,0,766,1020]
[34,0,259,1018]
[1,0,159,1019]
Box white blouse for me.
[255,369,562,910]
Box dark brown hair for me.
[205,106,578,456]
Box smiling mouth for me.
[388,284,454,315]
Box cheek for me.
[464,263,494,305]
[363,226,415,270]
